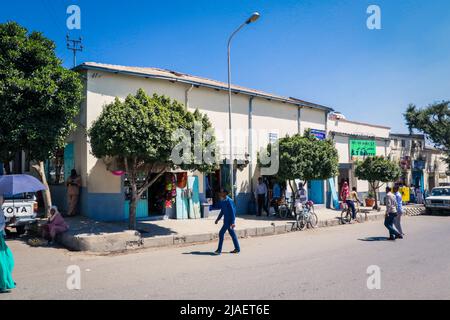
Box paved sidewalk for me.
[48,204,415,253]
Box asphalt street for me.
[1,215,450,300]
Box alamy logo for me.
[170,125,280,176]
[366,265,381,290]
[66,5,81,30]
[366,5,381,30]
[66,265,81,290]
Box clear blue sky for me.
[1,0,450,132]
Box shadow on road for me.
[358,236,390,241]
[182,251,218,256]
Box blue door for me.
[64,142,75,181]
[308,180,324,204]
[412,170,424,193]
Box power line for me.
[66,35,83,68]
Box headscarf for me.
[50,205,60,215]
[341,182,349,198]
[48,205,60,221]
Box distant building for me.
[389,133,450,192]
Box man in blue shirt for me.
[215,189,240,255]
[271,181,282,214]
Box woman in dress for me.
[42,206,69,245]
[0,196,16,293]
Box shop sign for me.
[350,139,376,159]
[310,129,326,141]
[439,172,448,179]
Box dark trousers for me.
[257,194,268,216]
[384,213,401,238]
[346,200,356,219]
[217,223,240,253]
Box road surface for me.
[1,215,450,300]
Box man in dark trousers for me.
[384,186,403,241]
[255,177,268,216]
[215,189,240,255]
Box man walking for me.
[384,187,403,240]
[393,185,404,236]
[255,177,268,217]
[215,189,240,255]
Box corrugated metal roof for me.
[75,62,333,112]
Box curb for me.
[57,211,390,254]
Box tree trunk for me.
[32,161,52,216]
[128,172,138,230]
[288,180,295,202]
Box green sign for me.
[350,139,376,158]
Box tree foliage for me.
[88,89,218,229]
[0,21,83,214]
[404,101,450,168]
[355,156,401,208]
[0,21,83,162]
[260,130,339,196]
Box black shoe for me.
[214,250,221,255]
[387,236,396,241]
[230,249,240,254]
[396,235,403,239]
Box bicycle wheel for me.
[296,213,307,230]
[340,209,351,224]
[308,212,318,228]
[279,206,288,219]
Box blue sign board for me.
[310,129,326,141]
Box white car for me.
[2,193,38,235]
[425,187,450,214]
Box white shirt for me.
[256,183,268,195]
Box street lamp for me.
[227,12,260,201]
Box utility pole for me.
[66,35,83,68]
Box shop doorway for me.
[338,166,351,195]
[148,173,177,216]
[147,174,166,216]
[412,170,424,193]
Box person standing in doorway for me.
[340,182,356,223]
[255,177,268,217]
[214,189,240,255]
[384,187,402,241]
[0,196,15,293]
[66,169,81,216]
[416,185,424,204]
[393,186,405,236]
[271,180,282,215]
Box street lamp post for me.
[227,12,260,201]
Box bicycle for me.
[278,197,294,219]
[294,200,318,230]
[340,201,365,224]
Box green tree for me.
[259,130,339,200]
[355,156,401,209]
[404,101,450,169]
[88,89,218,230]
[0,21,83,213]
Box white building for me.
[327,114,391,201]
[49,62,332,221]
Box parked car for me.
[425,187,450,214]
[2,193,39,235]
